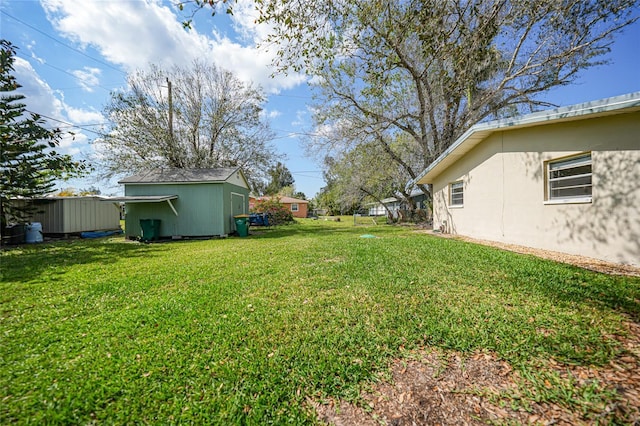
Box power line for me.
[291,173,324,180]
[269,93,314,100]
[271,128,324,139]
[25,109,105,137]
[2,10,127,76]
[15,51,115,94]
[9,52,125,93]
[15,51,78,80]
[57,122,110,129]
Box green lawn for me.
[1,219,638,424]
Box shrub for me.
[251,197,294,225]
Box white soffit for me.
[411,92,640,186]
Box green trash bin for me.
[234,215,249,237]
[140,219,161,242]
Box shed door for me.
[230,192,246,230]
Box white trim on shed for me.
[102,195,179,216]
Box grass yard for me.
[1,219,639,424]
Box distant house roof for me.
[409,92,640,186]
[119,167,242,184]
[252,195,309,204]
[365,189,425,206]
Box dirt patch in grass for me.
[311,350,522,425]
[310,226,640,424]
[310,320,640,425]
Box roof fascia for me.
[408,92,640,187]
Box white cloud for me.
[207,36,306,93]
[291,108,310,127]
[58,132,83,153]
[65,105,103,124]
[228,0,272,44]
[40,0,306,93]
[71,66,101,92]
[14,57,65,120]
[12,58,97,156]
[262,109,282,119]
[26,42,46,65]
[42,0,201,70]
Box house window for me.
[449,181,464,206]
[547,153,592,201]
[291,203,299,212]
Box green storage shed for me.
[113,168,250,239]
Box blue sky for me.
[2,1,639,198]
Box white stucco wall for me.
[431,111,640,266]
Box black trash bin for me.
[3,224,26,245]
[140,219,161,242]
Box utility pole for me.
[165,77,181,167]
[166,77,173,139]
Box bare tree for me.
[96,61,279,188]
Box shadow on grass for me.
[249,227,352,239]
[426,237,640,322]
[0,237,168,284]
[248,220,391,240]
[524,259,640,322]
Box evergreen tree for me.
[0,40,87,239]
[264,161,294,195]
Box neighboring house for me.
[250,195,309,218]
[409,92,640,266]
[367,197,400,216]
[112,168,249,239]
[8,196,121,235]
[407,189,429,210]
[367,190,428,216]
[248,195,258,211]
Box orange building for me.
[249,195,309,218]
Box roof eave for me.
[120,180,226,185]
[408,91,640,187]
[117,167,243,185]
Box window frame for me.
[449,181,464,207]
[545,152,592,204]
[291,203,299,212]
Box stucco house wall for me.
[416,95,640,267]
